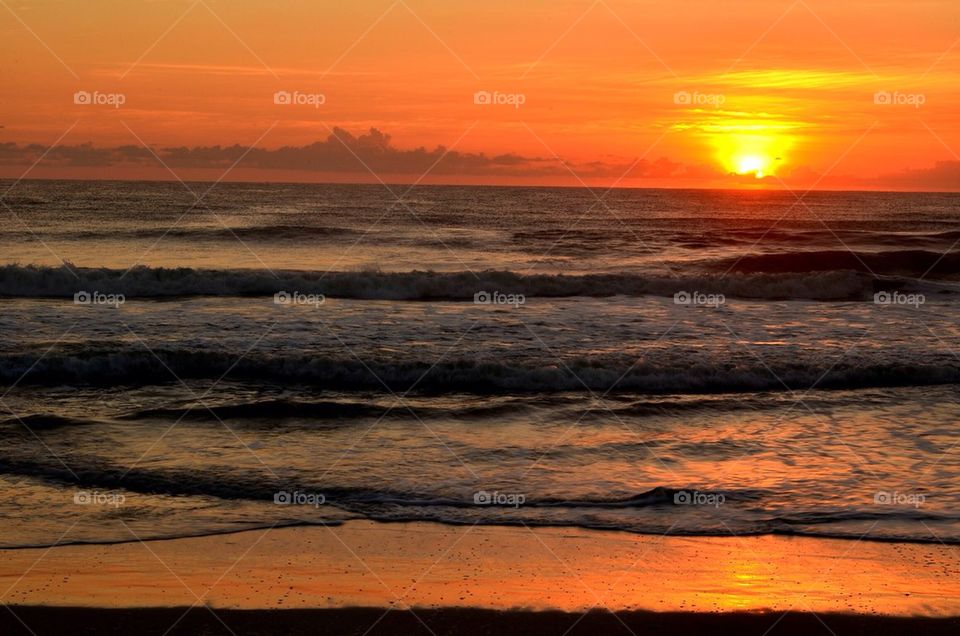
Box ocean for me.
[1,180,959,548]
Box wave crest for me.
[0,264,912,301]
[3,349,959,392]
[718,249,960,278]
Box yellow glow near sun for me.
[735,155,768,177]
[713,132,791,180]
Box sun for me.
[734,154,769,178]
[712,132,791,181]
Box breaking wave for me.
[717,249,960,277]
[0,264,942,301]
[2,348,959,392]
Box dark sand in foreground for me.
[3,606,960,636]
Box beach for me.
[3,183,960,634]
[2,521,960,634]
[4,0,960,631]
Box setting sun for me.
[713,131,790,179]
[735,154,770,177]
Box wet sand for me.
[1,521,959,634]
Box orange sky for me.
[1,0,958,190]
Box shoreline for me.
[2,520,958,616]
[6,517,960,552]
[3,607,960,636]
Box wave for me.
[534,486,765,508]
[0,225,362,241]
[3,457,957,545]
[0,264,938,301]
[130,395,834,422]
[7,520,959,549]
[718,249,960,277]
[3,348,960,392]
[0,414,99,429]
[0,460,750,514]
[120,399,530,422]
[723,228,960,243]
[580,394,831,418]
[3,396,839,429]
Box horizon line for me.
[3,175,958,196]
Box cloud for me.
[776,161,960,191]
[0,128,703,181]
[872,161,960,191]
[162,128,563,176]
[0,142,154,168]
[3,129,955,190]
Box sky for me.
[1,0,959,190]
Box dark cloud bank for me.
[0,128,688,180]
[1,127,957,189]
